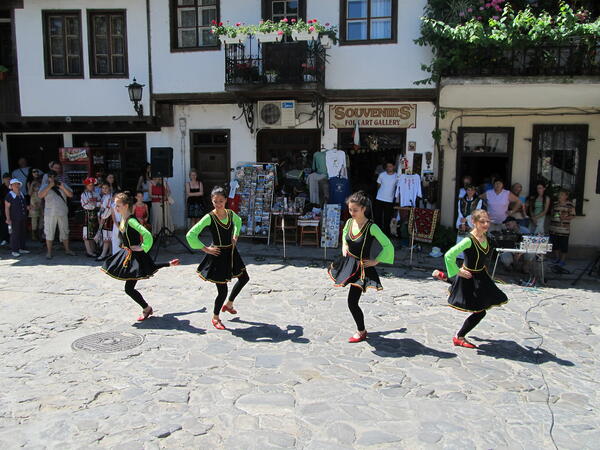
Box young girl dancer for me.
[185,186,249,330]
[443,209,508,348]
[101,191,179,321]
[328,191,394,343]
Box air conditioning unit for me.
[257,100,296,129]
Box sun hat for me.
[429,246,443,258]
[9,178,22,186]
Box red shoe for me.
[221,304,238,315]
[453,336,477,349]
[137,307,153,321]
[212,318,226,330]
[348,331,367,343]
[169,259,180,266]
[432,270,447,282]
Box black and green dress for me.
[328,219,394,292]
[101,217,160,281]
[444,234,508,312]
[186,209,246,284]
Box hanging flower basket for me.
[256,32,283,43]
[292,30,318,41]
[219,34,247,45]
[319,35,333,48]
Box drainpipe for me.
[434,78,443,211]
[146,0,154,117]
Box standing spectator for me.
[549,189,576,268]
[186,169,204,226]
[28,170,44,241]
[510,182,528,228]
[105,173,120,195]
[456,185,482,233]
[527,182,551,234]
[458,175,473,198]
[373,161,397,238]
[479,179,522,232]
[133,191,150,229]
[81,177,100,257]
[11,157,31,198]
[42,161,66,185]
[0,173,10,246]
[4,179,30,257]
[136,163,152,213]
[38,170,74,259]
[150,177,174,235]
[96,183,113,261]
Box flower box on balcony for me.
[292,30,318,41]
[256,32,283,43]
[320,35,333,48]
[219,35,247,45]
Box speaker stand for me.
[152,177,193,260]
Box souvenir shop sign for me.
[60,147,90,162]
[329,104,417,129]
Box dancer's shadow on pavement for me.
[132,308,207,335]
[367,329,457,359]
[471,338,575,366]
[228,317,310,344]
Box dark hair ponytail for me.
[211,185,227,199]
[346,190,373,220]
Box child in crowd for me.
[549,189,576,267]
[134,191,150,230]
[81,177,101,257]
[28,169,43,241]
[97,183,113,261]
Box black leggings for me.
[347,285,365,331]
[213,271,250,315]
[457,310,486,337]
[123,263,170,309]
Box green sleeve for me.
[128,218,153,253]
[186,214,212,250]
[369,223,395,264]
[232,211,242,238]
[342,219,351,248]
[444,237,472,278]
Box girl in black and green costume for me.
[102,192,179,321]
[328,191,394,343]
[443,209,508,348]
[186,186,249,330]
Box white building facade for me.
[0,0,436,229]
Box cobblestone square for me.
[1,243,599,449]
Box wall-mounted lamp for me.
[126,78,145,118]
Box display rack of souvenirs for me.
[321,203,342,248]
[235,163,277,241]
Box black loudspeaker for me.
[150,147,173,178]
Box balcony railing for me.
[225,38,326,88]
[444,40,600,77]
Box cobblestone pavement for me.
[1,242,599,449]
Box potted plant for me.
[0,65,8,81]
[211,21,249,45]
[319,23,339,48]
[291,19,320,41]
[254,19,286,42]
[301,63,317,82]
[265,70,278,83]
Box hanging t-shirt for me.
[376,172,398,203]
[396,174,422,207]
[312,151,328,175]
[325,149,347,178]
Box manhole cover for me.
[72,331,144,353]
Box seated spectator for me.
[458,175,473,199]
[479,179,522,232]
[499,217,535,273]
[510,182,529,228]
[456,185,482,233]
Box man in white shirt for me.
[374,161,397,238]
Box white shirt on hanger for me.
[396,174,422,207]
[376,172,398,203]
[325,149,347,178]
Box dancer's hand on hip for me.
[204,246,221,256]
[458,268,472,279]
[130,245,143,252]
[363,259,378,268]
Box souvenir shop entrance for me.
[337,129,406,198]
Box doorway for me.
[6,134,64,173]
[190,130,230,196]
